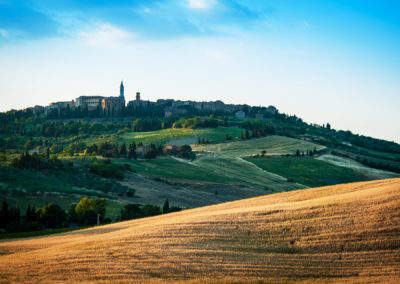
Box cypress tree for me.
[25,204,31,223]
[0,198,8,228]
[119,142,127,157]
[163,199,170,214]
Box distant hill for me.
[1,178,399,282]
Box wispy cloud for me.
[0,0,272,44]
[186,0,217,10]
[78,23,134,46]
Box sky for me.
[0,0,399,143]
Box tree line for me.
[0,197,105,232]
[0,197,182,234]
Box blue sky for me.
[0,0,399,142]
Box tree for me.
[24,139,32,152]
[119,142,127,157]
[25,204,31,223]
[141,204,161,217]
[38,203,67,228]
[326,123,331,130]
[112,143,119,157]
[145,143,157,159]
[120,204,142,220]
[261,150,266,156]
[8,207,20,224]
[296,149,300,156]
[45,147,50,158]
[67,204,78,224]
[178,145,194,159]
[0,198,8,228]
[75,197,106,226]
[30,205,37,222]
[128,141,137,160]
[163,199,170,214]
[245,130,250,139]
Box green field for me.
[114,136,324,192]
[185,136,326,191]
[351,145,400,161]
[245,156,371,187]
[121,127,245,146]
[193,157,304,191]
[192,135,326,158]
[333,149,400,173]
[112,157,229,184]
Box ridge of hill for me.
[1,178,399,283]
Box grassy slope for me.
[193,135,326,158]
[116,136,327,191]
[0,134,324,218]
[317,154,400,180]
[333,149,400,171]
[189,135,326,191]
[0,178,399,282]
[113,157,229,184]
[121,127,244,146]
[351,144,400,160]
[245,156,371,187]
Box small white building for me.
[235,110,246,119]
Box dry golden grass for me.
[1,178,400,283]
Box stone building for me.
[74,81,125,115]
[101,81,125,116]
[76,96,104,110]
[49,101,75,109]
[45,101,75,115]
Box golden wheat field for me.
[1,178,400,283]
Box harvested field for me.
[0,178,399,283]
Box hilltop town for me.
[24,81,278,120]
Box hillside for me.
[1,178,399,283]
[2,103,400,219]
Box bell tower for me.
[120,81,124,98]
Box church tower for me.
[120,81,124,98]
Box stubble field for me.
[0,178,399,283]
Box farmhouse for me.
[164,145,178,155]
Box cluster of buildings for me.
[44,81,127,116]
[27,82,278,119]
